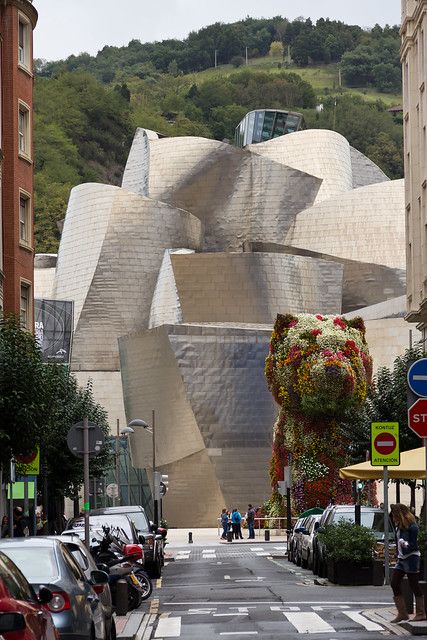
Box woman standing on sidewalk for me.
[390,503,425,623]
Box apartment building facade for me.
[0,0,37,327]
[401,0,427,335]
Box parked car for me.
[51,535,115,640]
[0,550,58,640]
[299,514,322,570]
[312,505,394,577]
[64,513,142,548]
[0,538,109,640]
[288,517,309,564]
[89,506,164,578]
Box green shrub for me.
[317,520,377,564]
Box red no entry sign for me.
[371,422,400,466]
[374,432,396,455]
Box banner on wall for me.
[35,299,74,364]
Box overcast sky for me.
[33,0,401,61]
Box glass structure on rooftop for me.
[234,109,306,147]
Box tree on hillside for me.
[269,41,284,58]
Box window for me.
[0,554,37,603]
[18,103,30,157]
[18,15,30,69]
[19,192,30,244]
[20,281,31,329]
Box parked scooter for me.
[91,527,153,610]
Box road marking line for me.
[312,606,350,611]
[219,633,258,636]
[203,549,215,552]
[344,611,383,631]
[156,578,162,589]
[188,608,217,615]
[163,601,390,605]
[224,575,231,580]
[271,606,300,611]
[149,598,160,614]
[251,547,263,551]
[154,615,181,638]
[213,613,249,616]
[256,552,269,556]
[284,612,336,633]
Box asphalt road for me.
[139,543,405,639]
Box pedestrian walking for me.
[220,508,229,540]
[13,507,28,538]
[390,503,425,622]
[231,509,243,539]
[1,516,9,538]
[246,504,256,540]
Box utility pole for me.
[152,409,158,527]
[113,419,120,506]
[214,49,218,68]
[245,46,248,66]
[83,417,90,549]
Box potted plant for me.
[317,520,377,585]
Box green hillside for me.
[34,17,403,253]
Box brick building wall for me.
[0,0,37,327]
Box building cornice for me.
[1,0,38,29]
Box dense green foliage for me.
[33,16,403,252]
[35,17,396,79]
[318,520,377,563]
[0,316,112,499]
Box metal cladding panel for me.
[249,129,353,203]
[145,137,322,251]
[58,185,202,370]
[286,179,405,270]
[350,146,390,189]
[170,252,343,323]
[119,324,276,527]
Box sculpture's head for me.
[265,314,372,417]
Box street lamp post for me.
[128,410,158,526]
[112,421,135,506]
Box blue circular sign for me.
[408,359,427,397]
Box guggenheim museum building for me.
[35,111,413,526]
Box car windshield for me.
[335,511,394,539]
[68,515,132,541]
[128,511,150,532]
[3,546,59,582]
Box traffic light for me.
[357,480,365,491]
[160,474,169,498]
[154,472,169,500]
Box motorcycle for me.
[90,527,153,610]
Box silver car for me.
[51,535,115,640]
[300,514,322,570]
[0,537,108,640]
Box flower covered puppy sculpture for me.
[265,313,373,512]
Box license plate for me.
[130,574,139,586]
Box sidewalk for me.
[166,527,287,548]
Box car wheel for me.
[312,552,318,575]
[307,552,312,570]
[301,554,307,569]
[149,555,162,579]
[296,551,301,567]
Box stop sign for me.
[408,398,427,438]
[374,432,396,455]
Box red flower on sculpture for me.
[311,329,322,337]
[333,317,347,330]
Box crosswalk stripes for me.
[284,611,335,633]
[149,607,401,636]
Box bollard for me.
[264,529,270,542]
[115,579,128,616]
[188,531,193,544]
[227,530,233,542]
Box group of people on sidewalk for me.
[220,504,256,540]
